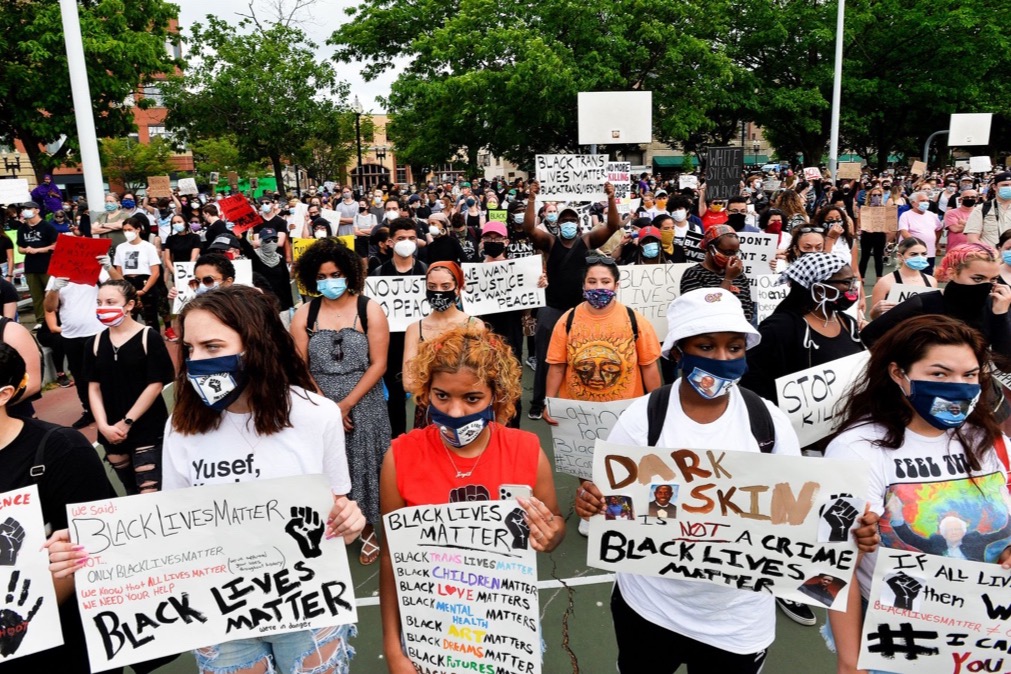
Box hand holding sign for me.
[47,235,112,285]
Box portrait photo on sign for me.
[797,573,847,607]
[647,484,679,519]
[817,493,863,543]
[878,570,926,612]
[604,495,634,521]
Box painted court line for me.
[354,573,615,607]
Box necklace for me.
[807,309,837,328]
[443,442,489,479]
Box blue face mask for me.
[916,200,930,213]
[904,255,929,271]
[172,223,185,234]
[545,212,558,224]
[680,351,748,399]
[642,242,660,258]
[1002,251,1011,266]
[186,354,248,411]
[104,203,117,212]
[560,222,578,239]
[317,277,347,300]
[428,405,495,448]
[121,199,136,210]
[904,376,980,431]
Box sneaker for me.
[578,518,589,537]
[776,598,816,626]
[72,412,94,429]
[525,356,537,371]
[56,373,73,388]
[164,327,178,342]
[527,407,543,420]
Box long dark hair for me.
[813,205,854,248]
[834,315,999,471]
[172,285,315,436]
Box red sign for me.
[218,195,262,235]
[47,235,112,285]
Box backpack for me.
[565,305,639,342]
[305,294,369,336]
[645,383,776,452]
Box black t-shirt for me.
[202,219,229,250]
[17,221,57,274]
[163,232,201,264]
[545,236,588,310]
[254,215,286,236]
[506,228,536,260]
[0,278,17,306]
[368,251,391,274]
[0,230,14,259]
[426,236,467,265]
[377,258,428,276]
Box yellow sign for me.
[291,236,357,296]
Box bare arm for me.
[827,561,869,674]
[378,449,415,673]
[289,304,321,394]
[522,181,555,251]
[4,321,40,399]
[401,321,421,392]
[341,301,389,409]
[641,361,662,393]
[586,182,621,249]
[546,363,566,399]
[123,381,165,425]
[2,302,15,320]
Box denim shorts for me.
[195,625,356,674]
[820,596,893,674]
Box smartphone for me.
[500,484,533,501]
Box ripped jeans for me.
[103,437,163,495]
[195,625,356,674]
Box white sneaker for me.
[578,518,589,537]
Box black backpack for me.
[645,383,776,452]
[565,305,639,341]
[306,294,369,336]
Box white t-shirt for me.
[45,272,108,338]
[607,383,801,654]
[826,422,1011,599]
[162,387,352,496]
[114,240,161,276]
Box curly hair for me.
[293,237,363,294]
[771,189,807,220]
[936,242,998,282]
[406,325,521,423]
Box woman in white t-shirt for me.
[825,314,1011,674]
[114,214,162,329]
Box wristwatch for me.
[124,418,134,426]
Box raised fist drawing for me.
[886,572,923,611]
[0,571,43,656]
[284,507,324,559]
[820,495,860,542]
[449,485,490,503]
[504,507,530,550]
[0,518,25,567]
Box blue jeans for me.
[195,625,355,674]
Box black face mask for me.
[943,281,992,328]
[483,241,506,258]
[727,212,747,231]
[426,289,457,312]
[961,199,976,208]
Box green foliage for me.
[189,136,268,181]
[289,109,375,186]
[99,137,177,191]
[0,0,179,181]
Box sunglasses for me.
[586,255,617,267]
[795,226,827,235]
[824,219,844,225]
[825,277,860,291]
[331,335,344,362]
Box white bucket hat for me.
[661,287,761,359]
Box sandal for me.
[359,530,380,566]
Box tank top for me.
[890,269,934,286]
[392,423,541,506]
[545,236,588,310]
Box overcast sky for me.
[175,0,395,112]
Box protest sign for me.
[775,351,870,447]
[804,167,823,181]
[47,234,111,285]
[172,262,197,313]
[0,485,64,661]
[837,163,863,180]
[969,156,993,174]
[218,195,262,236]
[860,205,899,233]
[546,398,635,479]
[859,551,1011,674]
[587,439,868,608]
[0,178,31,205]
[615,197,641,215]
[681,229,706,263]
[233,258,253,286]
[887,284,940,305]
[365,275,430,332]
[385,501,540,674]
[535,154,607,202]
[291,238,316,296]
[146,176,172,199]
[993,369,1011,394]
[209,171,220,185]
[910,160,927,176]
[177,178,198,196]
[487,209,507,223]
[616,263,691,341]
[706,147,744,200]
[71,475,357,671]
[227,171,239,189]
[461,256,545,316]
[320,208,340,228]
[763,179,782,193]
[679,175,699,190]
[752,273,788,323]
[606,161,631,201]
[736,232,778,281]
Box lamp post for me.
[1,151,21,177]
[375,146,387,188]
[351,96,364,194]
[752,140,761,166]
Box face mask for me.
[426,289,457,312]
[21,209,35,219]
[195,282,219,295]
[394,239,417,257]
[317,277,347,300]
[680,351,747,399]
[916,201,930,213]
[190,222,201,232]
[429,225,442,237]
[186,353,249,411]
[904,255,929,271]
[656,198,668,210]
[1002,251,1011,266]
[711,249,734,269]
[559,222,578,239]
[483,241,505,258]
[385,211,398,221]
[752,181,763,190]
[766,220,783,235]
[710,204,724,212]
[811,282,858,314]
[124,230,138,243]
[487,202,498,209]
[226,222,238,231]
[660,230,675,248]
[727,213,747,230]
[466,198,476,207]
[545,212,558,224]
[343,193,352,201]
[642,242,660,258]
[583,288,616,309]
[671,209,687,223]
[172,223,185,234]
[429,405,495,448]
[314,229,327,239]
[512,213,525,225]
[961,198,976,208]
[96,306,127,327]
[260,241,279,256]
[999,187,1011,201]
[944,280,993,311]
[121,199,136,210]
[903,375,980,431]
[260,203,272,214]
[870,195,883,206]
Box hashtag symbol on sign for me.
[866,622,939,660]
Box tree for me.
[189,136,268,183]
[161,17,349,193]
[289,107,373,186]
[0,0,179,182]
[100,137,177,192]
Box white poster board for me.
[0,485,64,661]
[385,502,540,674]
[172,260,254,313]
[460,256,545,316]
[679,175,699,190]
[587,440,868,608]
[578,91,653,145]
[775,351,870,447]
[546,397,635,479]
[177,178,198,196]
[606,162,632,202]
[0,179,31,205]
[751,273,788,324]
[804,167,823,181]
[886,285,940,305]
[70,475,357,671]
[949,113,993,146]
[364,275,430,332]
[969,156,993,174]
[616,263,691,343]
[535,154,607,202]
[736,232,778,283]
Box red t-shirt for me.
[701,210,728,231]
[392,423,540,506]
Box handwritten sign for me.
[0,178,31,205]
[0,485,64,661]
[736,232,778,282]
[588,439,868,608]
[535,154,607,202]
[146,176,172,199]
[364,275,430,332]
[859,551,1011,674]
[385,502,540,674]
[546,398,634,479]
[706,147,744,200]
[218,195,262,236]
[860,205,899,233]
[173,260,253,312]
[177,178,198,196]
[775,351,870,446]
[804,167,823,181]
[763,179,782,192]
[837,163,863,180]
[227,171,239,189]
[487,209,507,223]
[679,175,699,190]
[752,273,788,323]
[607,161,631,201]
[460,256,545,316]
[886,284,939,305]
[617,263,691,341]
[911,160,927,176]
[969,156,993,174]
[47,234,111,285]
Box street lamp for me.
[1,151,21,177]
[752,140,761,165]
[351,96,364,194]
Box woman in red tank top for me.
[379,324,565,673]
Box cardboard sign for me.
[0,485,64,661]
[736,232,778,281]
[364,275,430,332]
[146,175,172,199]
[177,178,199,196]
[587,439,868,608]
[47,234,111,285]
[860,205,899,233]
[804,167,823,181]
[227,171,239,189]
[606,161,631,201]
[218,195,262,235]
[751,273,788,323]
[616,263,692,342]
[837,163,863,180]
[775,351,870,447]
[385,502,540,674]
[859,551,1011,673]
[71,475,356,671]
[0,178,31,205]
[679,175,699,190]
[460,256,545,316]
[763,179,782,192]
[535,154,608,202]
[910,160,927,176]
[886,284,940,305]
[969,156,993,174]
[706,146,744,200]
[487,209,507,223]
[615,197,641,215]
[546,397,635,479]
